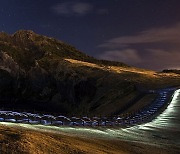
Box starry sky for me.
[0,0,180,70]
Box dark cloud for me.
[98,23,180,70]
[51,2,93,16]
[99,23,180,48]
[99,49,141,65]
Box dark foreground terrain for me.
[0,124,177,154]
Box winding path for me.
[0,88,176,127]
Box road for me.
[0,88,180,153]
[0,88,175,127]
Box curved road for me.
[1,88,180,153]
[0,88,175,127]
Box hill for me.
[0,124,176,154]
[0,30,180,116]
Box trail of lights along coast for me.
[1,89,180,148]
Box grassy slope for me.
[65,58,180,89]
[64,58,180,115]
[0,124,178,154]
[123,93,158,114]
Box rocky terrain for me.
[0,30,179,116]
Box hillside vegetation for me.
[1,124,176,154]
[0,30,179,116]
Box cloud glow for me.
[51,2,93,16]
[99,23,180,70]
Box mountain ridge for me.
[0,30,179,116]
[0,30,128,70]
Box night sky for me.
[0,0,180,70]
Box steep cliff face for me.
[0,30,179,116]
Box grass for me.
[123,93,158,114]
[0,124,178,154]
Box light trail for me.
[0,88,175,127]
[0,88,180,149]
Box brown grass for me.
[65,58,156,77]
[0,124,178,154]
[65,58,180,79]
[0,125,127,154]
[124,94,158,114]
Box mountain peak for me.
[0,30,129,70]
[13,30,36,36]
[12,30,38,41]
